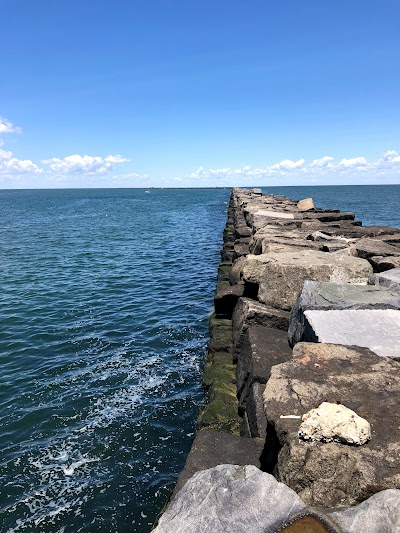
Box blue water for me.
[0,188,229,532]
[261,184,400,228]
[0,185,399,533]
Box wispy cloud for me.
[0,117,22,134]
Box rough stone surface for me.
[297,198,315,211]
[214,283,244,318]
[254,209,295,219]
[242,251,373,311]
[245,382,268,438]
[303,308,400,358]
[230,256,247,284]
[172,431,265,496]
[154,465,307,533]
[328,489,400,533]
[353,238,400,260]
[232,297,290,361]
[299,402,371,445]
[289,280,400,346]
[369,267,400,293]
[263,342,400,508]
[369,255,400,272]
[237,326,292,414]
[252,187,263,195]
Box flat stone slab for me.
[237,326,292,413]
[263,342,400,508]
[303,309,400,357]
[232,297,290,361]
[155,463,400,533]
[172,431,265,496]
[289,280,400,346]
[255,209,295,219]
[242,251,372,311]
[353,238,400,259]
[369,267,400,292]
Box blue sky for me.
[1,0,400,188]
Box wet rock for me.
[297,198,315,211]
[242,251,372,311]
[201,350,241,434]
[289,280,400,346]
[232,297,289,361]
[369,267,400,292]
[302,308,400,357]
[154,465,307,533]
[214,283,244,318]
[263,342,400,508]
[299,402,371,445]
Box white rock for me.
[299,402,371,445]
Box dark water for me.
[0,185,399,533]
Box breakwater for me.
[154,187,400,532]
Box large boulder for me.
[288,280,400,346]
[263,342,400,508]
[172,430,265,496]
[297,198,315,211]
[155,463,400,533]
[154,465,307,533]
[328,489,400,532]
[369,267,400,293]
[232,297,289,361]
[236,326,292,419]
[353,238,400,260]
[242,251,373,311]
[301,309,400,357]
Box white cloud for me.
[42,154,129,174]
[269,158,305,170]
[0,117,22,134]
[383,150,398,161]
[311,156,334,168]
[338,157,368,168]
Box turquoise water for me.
[0,185,399,532]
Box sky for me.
[1,0,400,188]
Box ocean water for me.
[0,188,229,532]
[0,185,399,533]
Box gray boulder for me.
[329,489,400,533]
[369,267,400,293]
[302,308,400,358]
[263,342,400,508]
[154,465,307,533]
[288,280,400,346]
[353,238,400,260]
[242,251,372,311]
[236,326,292,416]
[232,297,289,361]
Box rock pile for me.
[153,187,400,531]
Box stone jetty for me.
[153,188,400,532]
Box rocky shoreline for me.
[153,187,400,532]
